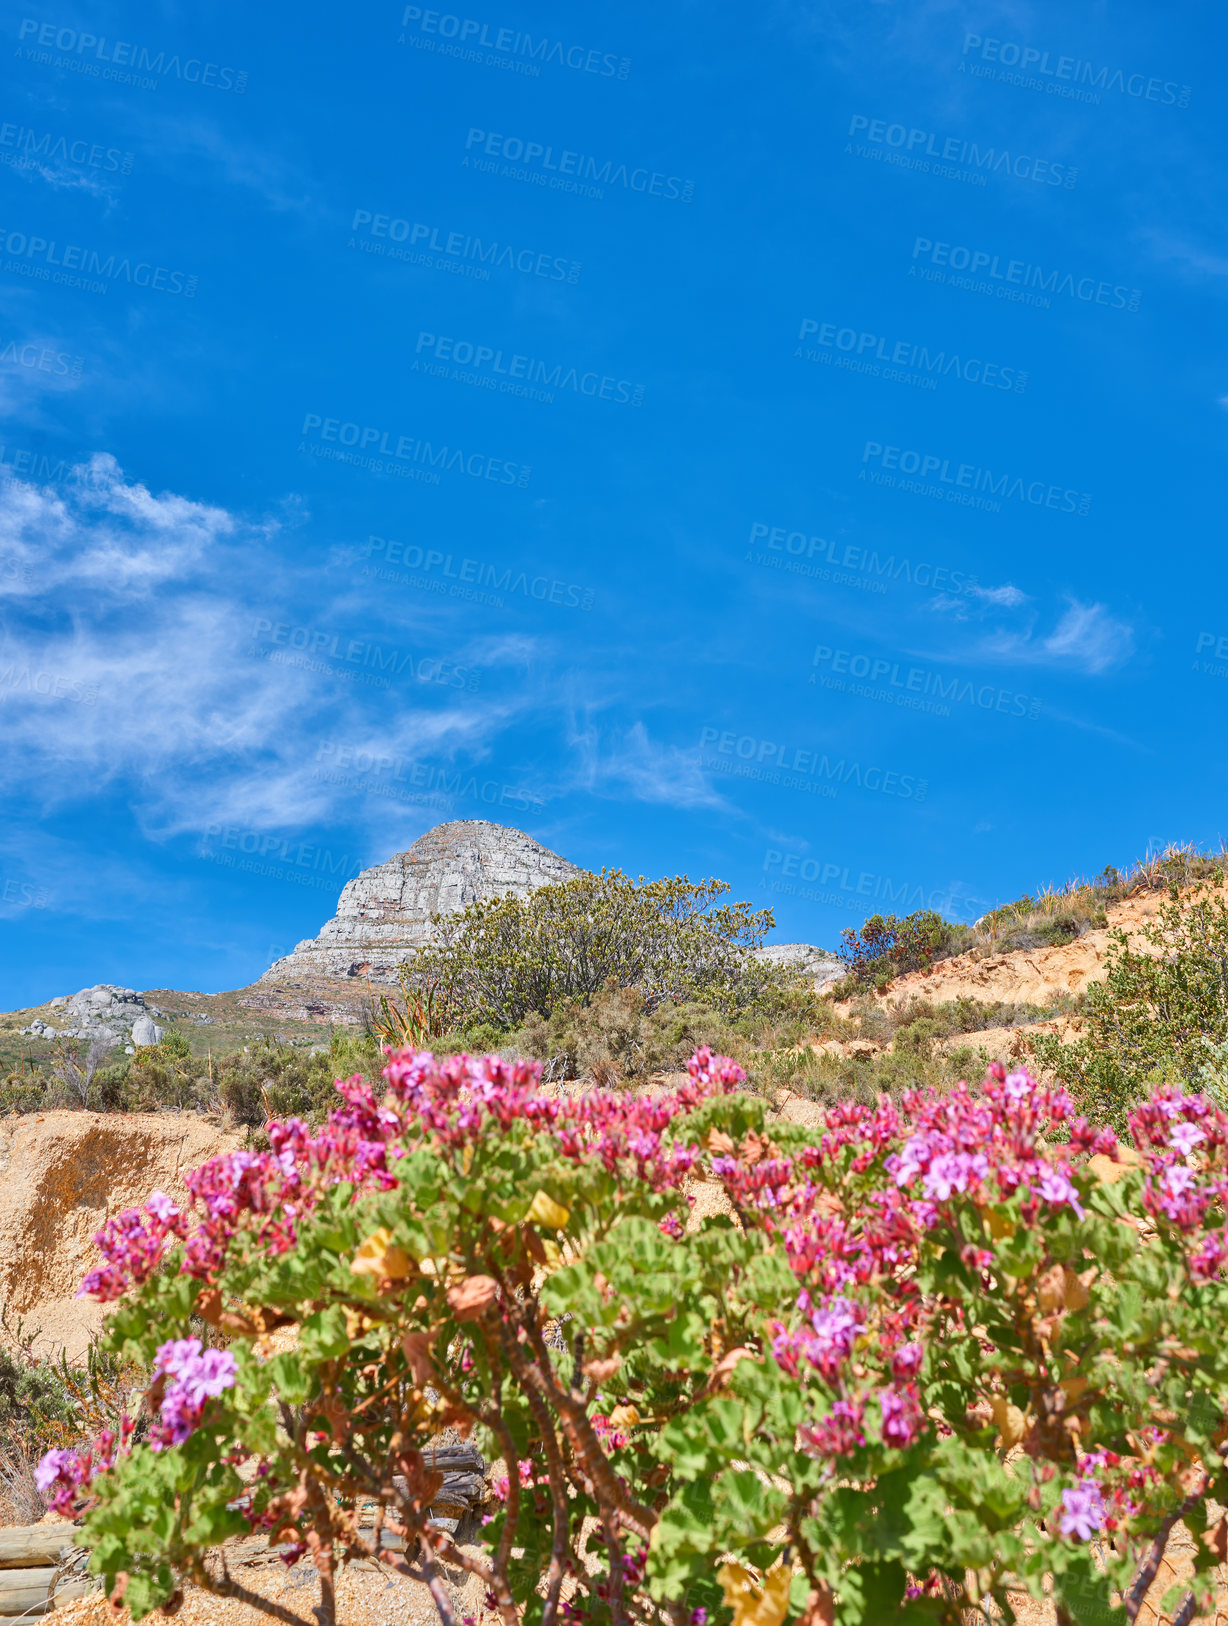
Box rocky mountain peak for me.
[260,819,582,984]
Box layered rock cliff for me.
[260,820,582,983]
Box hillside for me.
[831,880,1189,1067]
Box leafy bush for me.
[0,1314,142,1525]
[214,1030,383,1125]
[504,981,835,1088]
[836,910,970,991]
[407,870,784,1028]
[1033,882,1228,1128]
[42,1048,1228,1626]
[0,1029,384,1126]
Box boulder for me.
[753,942,845,993]
[130,1015,164,1048]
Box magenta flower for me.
[801,1399,866,1458]
[890,1343,924,1381]
[878,1386,922,1447]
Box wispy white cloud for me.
[558,717,732,812]
[928,582,1133,675]
[969,583,1029,608]
[929,581,1030,621]
[135,113,316,215]
[0,456,526,839]
[1038,599,1134,673]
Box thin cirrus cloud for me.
[0,454,524,836]
[976,597,1136,675]
[1039,598,1136,673]
[928,580,1133,675]
[560,716,734,813]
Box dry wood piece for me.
[399,1443,488,1514]
[0,1571,94,1619]
[0,1528,76,1569]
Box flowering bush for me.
[43,1049,1228,1626]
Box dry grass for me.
[967,841,1228,960]
[0,1439,45,1525]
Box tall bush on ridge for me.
[38,1046,1228,1626]
[406,870,781,1029]
[836,910,967,991]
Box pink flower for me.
[801,1399,866,1458]
[878,1386,922,1447]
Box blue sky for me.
[1,0,1226,1006]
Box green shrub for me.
[0,1072,46,1114]
[1033,881,1228,1128]
[508,984,745,1084]
[836,909,971,990]
[0,1028,385,1127]
[216,1029,384,1126]
[407,869,789,1029]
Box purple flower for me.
[146,1189,178,1222]
[150,1337,237,1450]
[923,1151,987,1201]
[1163,1164,1196,1200]
[34,1448,75,1495]
[154,1337,204,1377]
[1037,1168,1085,1219]
[1059,1480,1106,1541]
[805,1297,863,1376]
[1004,1070,1034,1103]
[1169,1122,1206,1157]
[891,1134,929,1187]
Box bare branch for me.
[1123,1477,1207,1622]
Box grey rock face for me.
[261,820,582,984]
[130,1015,165,1048]
[21,984,166,1045]
[753,942,845,993]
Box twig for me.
[1122,1477,1207,1622]
[415,1534,458,1626]
[502,1314,655,1541]
[1171,1593,1197,1626]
